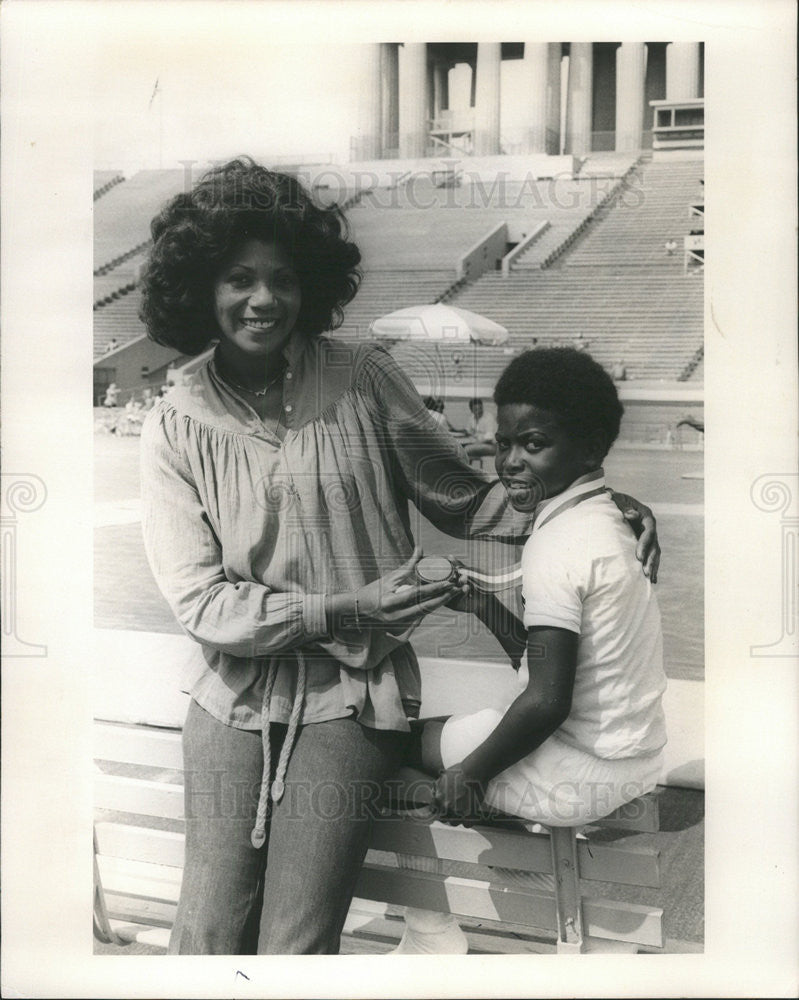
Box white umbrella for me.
[369,303,509,346]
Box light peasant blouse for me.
[140,334,529,733]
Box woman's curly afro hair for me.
[494,347,624,458]
[138,157,362,354]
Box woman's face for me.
[213,239,302,364]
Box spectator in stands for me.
[102,382,119,407]
[611,359,628,382]
[141,387,156,410]
[573,332,590,352]
[137,156,660,957]
[462,397,498,461]
[104,338,119,354]
[664,238,678,256]
[423,396,449,431]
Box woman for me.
[138,157,658,955]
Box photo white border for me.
[2,1,797,997]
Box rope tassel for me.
[250,651,307,849]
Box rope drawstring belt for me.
[251,650,307,849]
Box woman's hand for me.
[335,548,464,632]
[610,491,660,583]
[432,763,486,825]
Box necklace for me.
[222,367,285,398]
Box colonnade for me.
[352,42,703,160]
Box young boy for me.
[392,347,667,954]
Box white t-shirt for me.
[521,481,667,760]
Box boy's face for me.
[495,403,598,512]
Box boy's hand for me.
[610,491,660,583]
[442,556,485,614]
[432,763,486,825]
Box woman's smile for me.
[240,317,282,331]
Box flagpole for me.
[159,84,164,169]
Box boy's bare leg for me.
[421,720,445,773]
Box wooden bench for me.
[94,713,665,955]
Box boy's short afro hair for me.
[494,347,624,456]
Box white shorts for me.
[440,708,664,827]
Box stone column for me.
[433,58,449,119]
[546,43,562,154]
[353,43,382,160]
[381,43,399,156]
[473,42,501,156]
[615,42,646,151]
[521,42,548,153]
[399,43,428,159]
[666,42,700,100]
[565,42,593,155]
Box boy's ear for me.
[582,430,607,469]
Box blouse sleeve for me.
[140,404,329,659]
[356,346,532,541]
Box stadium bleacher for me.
[93,155,703,389]
[336,270,456,340]
[93,170,187,273]
[451,270,703,382]
[94,289,146,359]
[563,160,704,271]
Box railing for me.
[539,157,643,268]
[434,275,471,304]
[94,240,151,277]
[93,174,125,201]
[93,281,137,311]
[678,344,704,382]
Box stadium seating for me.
[94,289,146,359]
[563,160,704,271]
[336,269,457,340]
[94,271,140,310]
[451,270,703,382]
[575,153,640,177]
[94,169,187,273]
[347,175,612,271]
[93,156,703,386]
